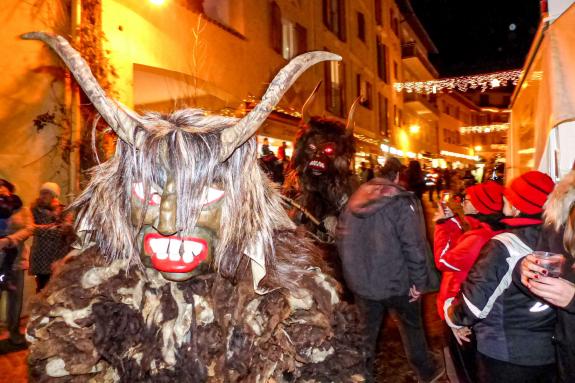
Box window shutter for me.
[295,23,307,55]
[270,2,282,54]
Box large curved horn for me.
[22,32,139,145]
[301,81,322,124]
[220,52,341,161]
[345,97,361,134]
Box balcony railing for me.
[401,42,439,78]
[403,92,439,115]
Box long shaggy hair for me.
[286,116,355,219]
[72,109,321,290]
[544,170,575,256]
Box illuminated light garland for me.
[490,144,507,151]
[394,69,522,94]
[459,123,510,135]
[354,133,380,146]
[440,150,479,161]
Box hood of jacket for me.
[347,177,411,218]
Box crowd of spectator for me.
[0,180,73,346]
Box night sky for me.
[411,0,541,76]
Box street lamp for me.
[409,124,420,134]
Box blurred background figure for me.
[29,182,74,293]
[277,141,287,161]
[406,160,426,200]
[261,137,271,156]
[0,179,31,345]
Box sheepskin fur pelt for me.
[544,169,575,255]
[27,242,365,382]
[284,116,356,237]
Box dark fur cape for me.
[27,229,365,383]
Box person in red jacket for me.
[433,181,505,382]
[434,181,506,318]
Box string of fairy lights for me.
[394,69,522,94]
[459,123,510,135]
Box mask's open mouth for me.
[144,233,208,273]
[309,160,327,175]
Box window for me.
[376,38,388,83]
[281,20,307,59]
[270,1,282,54]
[502,95,511,107]
[379,93,389,137]
[393,61,399,81]
[325,60,345,117]
[357,12,366,42]
[390,9,399,36]
[374,0,383,26]
[323,0,346,41]
[356,74,372,109]
[479,94,489,106]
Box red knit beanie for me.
[504,171,555,215]
[466,181,504,215]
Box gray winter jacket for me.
[337,178,433,300]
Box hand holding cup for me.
[520,252,575,308]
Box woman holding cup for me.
[519,170,575,382]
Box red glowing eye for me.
[324,146,334,154]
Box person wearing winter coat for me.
[29,182,74,292]
[445,171,556,383]
[518,169,575,382]
[433,181,505,382]
[434,181,506,318]
[338,157,443,383]
[0,179,32,345]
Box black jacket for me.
[337,178,435,300]
[446,220,556,366]
[514,225,575,382]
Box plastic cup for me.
[532,251,566,278]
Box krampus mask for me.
[287,83,357,224]
[21,33,338,285]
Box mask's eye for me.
[324,144,335,155]
[202,187,225,206]
[133,183,161,206]
[308,144,317,151]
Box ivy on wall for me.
[31,0,118,184]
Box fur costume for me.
[544,169,575,254]
[23,32,365,382]
[284,84,358,240]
